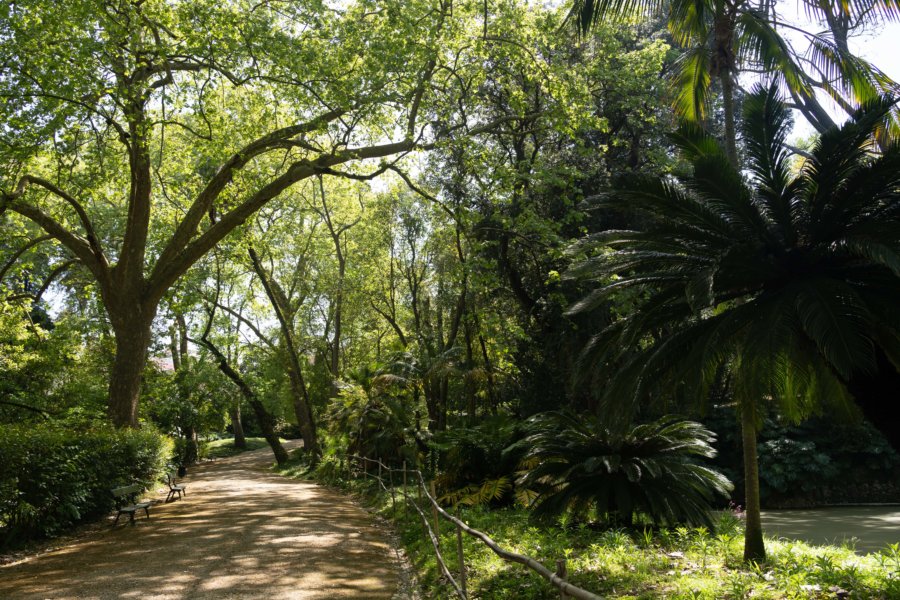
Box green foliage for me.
[325,379,422,466]
[0,305,109,423]
[706,407,900,506]
[516,412,732,527]
[0,423,172,547]
[333,473,900,599]
[430,415,524,507]
[143,359,231,464]
[572,83,900,425]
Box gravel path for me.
[0,441,402,599]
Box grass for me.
[203,437,273,459]
[285,457,900,599]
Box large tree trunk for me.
[107,310,155,427]
[741,401,766,562]
[230,403,247,449]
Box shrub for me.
[516,412,732,527]
[704,406,900,506]
[0,422,172,547]
[325,383,423,467]
[430,414,525,507]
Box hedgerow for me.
[0,423,172,547]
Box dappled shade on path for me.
[0,441,400,599]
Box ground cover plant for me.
[297,464,900,599]
[204,437,274,460]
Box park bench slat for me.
[111,484,150,526]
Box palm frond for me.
[671,46,713,122]
[517,413,732,527]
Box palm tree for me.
[569,84,900,560]
[570,0,899,164]
[516,412,732,527]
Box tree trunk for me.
[200,336,289,465]
[107,313,155,427]
[285,360,320,455]
[230,403,247,449]
[720,71,739,169]
[183,424,199,465]
[248,246,319,456]
[741,401,766,562]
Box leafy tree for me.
[0,0,523,426]
[516,412,732,527]
[570,0,900,163]
[570,85,900,560]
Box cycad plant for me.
[570,84,900,560]
[516,412,732,527]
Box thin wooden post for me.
[429,481,440,547]
[456,515,467,597]
[402,461,409,519]
[556,558,568,600]
[389,466,396,517]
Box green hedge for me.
[0,423,173,547]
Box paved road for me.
[0,442,402,599]
[763,506,900,554]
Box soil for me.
[0,441,406,599]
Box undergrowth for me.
[280,456,900,599]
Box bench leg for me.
[144,506,150,519]
[113,511,121,526]
[129,511,136,526]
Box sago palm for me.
[570,84,900,560]
[516,412,732,527]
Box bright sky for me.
[772,1,900,139]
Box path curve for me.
[0,441,402,599]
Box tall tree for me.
[570,85,900,561]
[570,0,899,163]
[0,0,519,426]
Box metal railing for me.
[346,455,603,600]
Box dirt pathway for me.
[0,441,402,599]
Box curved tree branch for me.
[0,234,53,283]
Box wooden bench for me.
[111,484,151,526]
[164,472,186,503]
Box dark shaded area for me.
[850,350,900,452]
